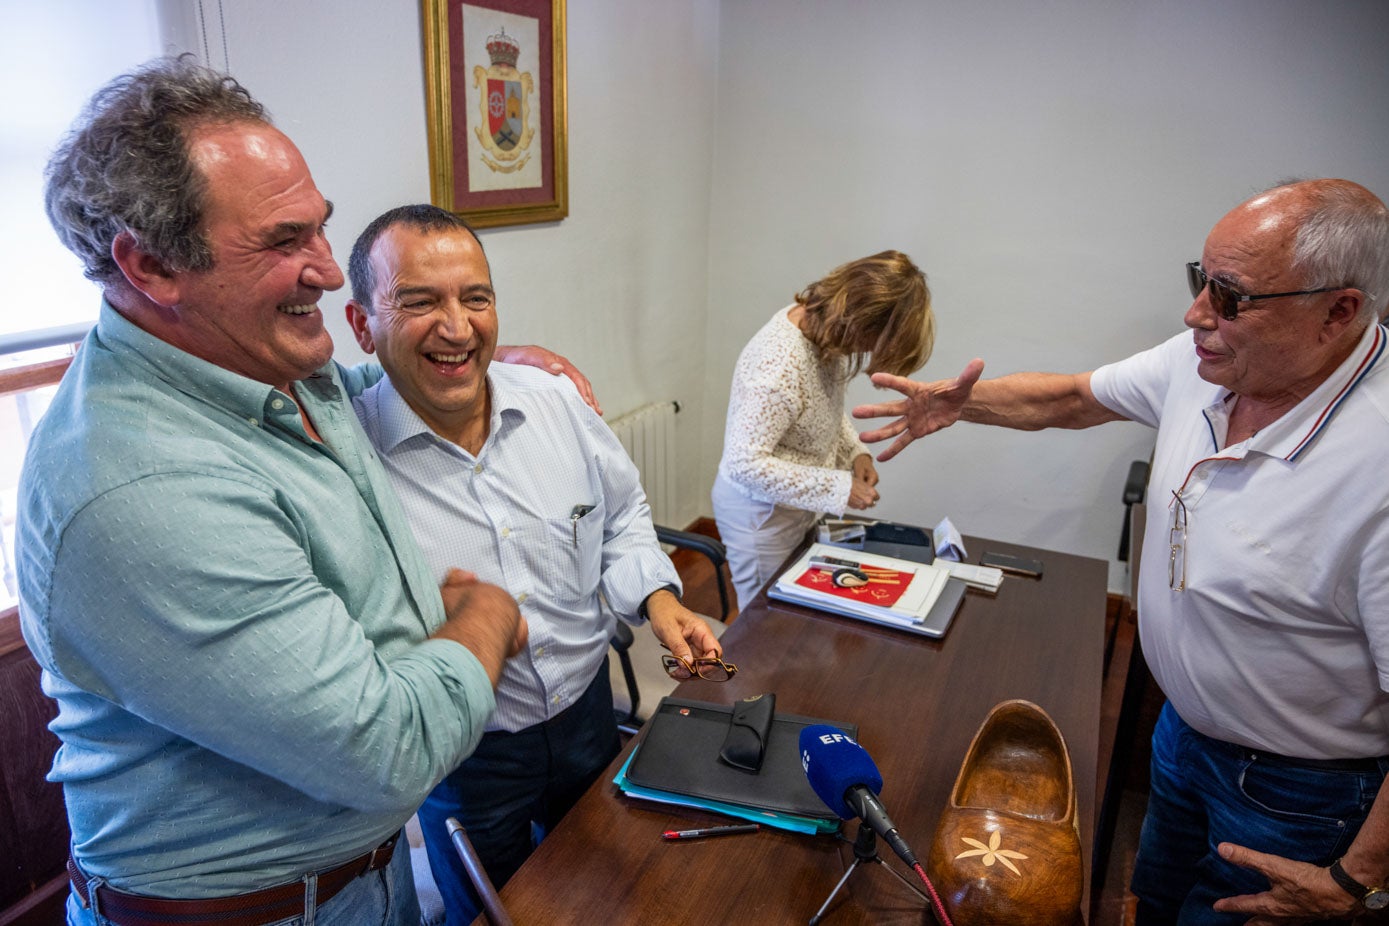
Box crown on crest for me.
[486,27,520,68]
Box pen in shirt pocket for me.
[570,504,595,546]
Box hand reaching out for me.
[852,359,985,462]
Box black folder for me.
[624,697,856,824]
[861,521,936,564]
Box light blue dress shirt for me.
[16,302,496,897]
[352,363,681,732]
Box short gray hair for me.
[348,204,484,313]
[44,55,267,286]
[1280,179,1389,322]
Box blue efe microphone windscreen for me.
[799,724,884,820]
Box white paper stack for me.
[937,560,1005,593]
[768,543,968,639]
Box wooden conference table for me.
[491,537,1108,924]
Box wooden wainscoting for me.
[0,606,69,926]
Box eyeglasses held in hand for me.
[662,653,739,682]
[1168,490,1188,592]
[1185,262,1345,322]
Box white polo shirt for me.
[1091,322,1389,759]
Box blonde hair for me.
[795,250,934,378]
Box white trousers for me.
[711,473,818,610]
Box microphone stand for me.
[809,822,931,925]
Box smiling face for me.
[347,223,498,448]
[168,121,342,391]
[1184,188,1355,406]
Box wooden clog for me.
[927,699,1084,925]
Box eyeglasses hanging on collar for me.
[1169,490,1188,592]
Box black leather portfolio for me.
[624,696,857,824]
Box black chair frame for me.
[610,526,731,733]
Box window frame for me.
[1,351,73,644]
[0,355,73,399]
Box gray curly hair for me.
[44,55,268,286]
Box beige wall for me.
[159,0,1389,590]
[700,0,1389,589]
[161,0,722,528]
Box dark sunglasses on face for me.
[1185,261,1345,321]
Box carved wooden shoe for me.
[927,699,1083,926]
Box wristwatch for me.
[1329,857,1389,912]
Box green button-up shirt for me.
[17,301,494,896]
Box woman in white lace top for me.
[712,251,935,608]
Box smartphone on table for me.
[979,551,1044,578]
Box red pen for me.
[662,823,760,840]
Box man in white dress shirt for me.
[344,204,722,925]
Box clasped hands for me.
[849,453,879,510]
[434,569,528,687]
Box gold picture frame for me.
[422,0,568,228]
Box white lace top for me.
[717,306,869,515]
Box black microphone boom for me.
[799,725,920,869]
[843,785,918,869]
[800,725,952,924]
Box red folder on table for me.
[768,542,967,639]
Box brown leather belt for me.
[68,834,398,926]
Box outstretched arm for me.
[852,361,1123,462]
[851,359,985,461]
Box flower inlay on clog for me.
[954,830,1028,875]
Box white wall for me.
[161,0,722,528]
[701,0,1389,589]
[154,0,1389,590]
[1,1,161,343]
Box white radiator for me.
[607,400,679,527]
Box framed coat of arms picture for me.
[422,0,568,228]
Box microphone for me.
[800,724,918,868]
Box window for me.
[0,1,159,614]
[1,350,71,610]
[0,2,161,351]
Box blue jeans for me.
[1132,703,1388,925]
[66,832,419,926]
[417,665,621,926]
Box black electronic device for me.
[808,554,863,570]
[799,725,937,924]
[980,551,1044,578]
[799,725,916,868]
[862,521,934,565]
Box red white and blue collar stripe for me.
[1286,323,1385,461]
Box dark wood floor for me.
[1094,707,1157,926]
[667,519,1158,926]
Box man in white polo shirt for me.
[854,178,1389,924]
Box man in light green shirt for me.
[19,56,584,926]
